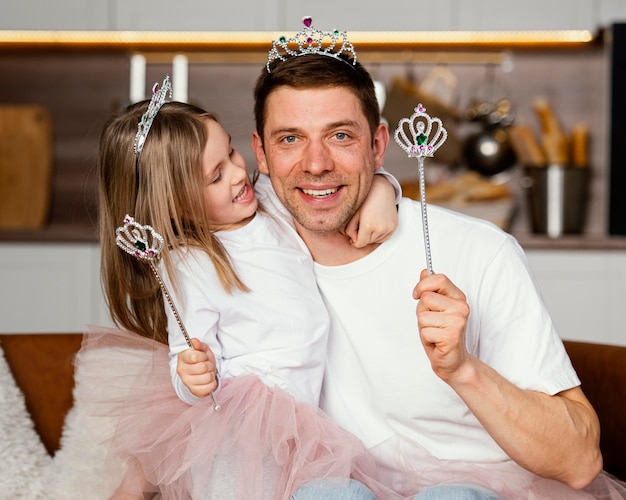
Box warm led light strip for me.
[0,29,596,51]
[357,30,595,45]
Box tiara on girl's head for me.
[133,75,173,156]
[266,16,357,72]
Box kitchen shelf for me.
[4,224,626,252]
[0,29,601,54]
[0,224,97,243]
[513,232,626,250]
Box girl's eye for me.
[210,169,222,184]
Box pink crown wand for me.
[116,215,221,411]
[394,104,448,275]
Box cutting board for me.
[0,105,52,228]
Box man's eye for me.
[335,132,348,140]
[283,135,296,144]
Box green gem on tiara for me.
[134,240,147,251]
[416,133,428,146]
[279,36,286,43]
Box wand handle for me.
[116,215,221,411]
[418,157,434,275]
[149,262,221,411]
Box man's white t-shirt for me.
[314,198,580,463]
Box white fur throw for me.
[38,405,129,499]
[38,342,130,499]
[0,343,50,498]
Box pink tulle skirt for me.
[76,326,395,500]
[76,326,626,500]
[369,423,626,499]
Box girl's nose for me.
[229,162,248,185]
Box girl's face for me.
[201,119,258,231]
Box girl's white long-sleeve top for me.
[164,201,329,407]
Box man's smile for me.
[301,187,340,198]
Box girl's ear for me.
[252,132,269,174]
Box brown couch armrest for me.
[564,340,626,480]
[0,333,83,455]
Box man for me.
[250,23,610,500]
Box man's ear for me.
[252,132,269,175]
[373,122,390,169]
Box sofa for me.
[1,334,625,486]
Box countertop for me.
[2,223,626,251]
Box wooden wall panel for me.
[0,53,129,236]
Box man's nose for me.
[303,139,333,174]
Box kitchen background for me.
[1,0,626,346]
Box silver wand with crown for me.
[116,215,221,411]
[394,104,448,275]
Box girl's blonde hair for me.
[98,101,247,344]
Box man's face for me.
[253,86,387,236]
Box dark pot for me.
[464,126,517,177]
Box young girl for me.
[87,76,400,499]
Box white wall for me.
[1,0,626,32]
[526,250,626,346]
[0,244,113,333]
[1,244,625,347]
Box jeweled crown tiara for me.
[394,104,448,159]
[266,16,357,72]
[133,75,173,156]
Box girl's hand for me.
[176,338,219,398]
[344,174,398,248]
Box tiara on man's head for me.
[133,75,173,156]
[266,16,357,73]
